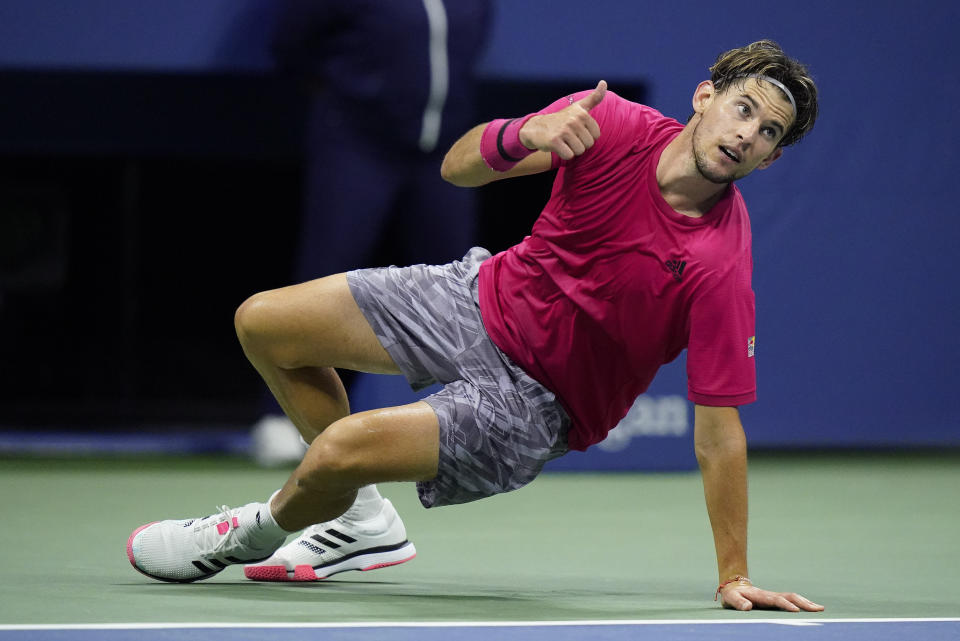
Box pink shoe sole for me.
[244,550,416,582]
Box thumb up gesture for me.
[519,80,607,160]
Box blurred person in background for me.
[250,0,491,466]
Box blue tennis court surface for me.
[2,619,958,641]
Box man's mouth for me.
[719,146,740,163]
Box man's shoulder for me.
[602,93,675,125]
[587,95,682,159]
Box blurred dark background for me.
[0,70,644,429]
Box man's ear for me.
[757,146,784,170]
[691,80,715,116]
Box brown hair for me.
[710,40,818,147]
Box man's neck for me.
[657,129,729,218]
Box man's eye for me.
[737,103,750,116]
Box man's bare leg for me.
[270,400,439,531]
[235,273,400,444]
[234,273,405,520]
[127,273,437,583]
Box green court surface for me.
[0,451,957,625]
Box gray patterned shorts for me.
[346,247,571,508]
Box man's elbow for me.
[440,156,487,188]
[439,154,459,185]
[693,405,746,464]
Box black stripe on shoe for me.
[192,560,219,575]
[314,540,411,570]
[310,533,341,549]
[325,528,357,544]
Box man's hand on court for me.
[519,80,607,160]
[720,583,825,612]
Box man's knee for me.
[297,419,371,489]
[235,289,321,368]
[234,273,396,373]
[235,290,280,357]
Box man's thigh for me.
[306,400,441,485]
[239,273,401,375]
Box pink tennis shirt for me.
[477,91,757,451]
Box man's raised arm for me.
[694,404,825,612]
[440,80,608,188]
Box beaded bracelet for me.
[715,575,752,601]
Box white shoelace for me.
[208,505,238,555]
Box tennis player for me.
[128,40,824,612]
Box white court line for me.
[1,618,959,630]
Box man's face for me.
[690,77,794,184]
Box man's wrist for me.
[718,567,750,586]
[517,114,539,151]
[479,114,538,172]
[715,575,752,601]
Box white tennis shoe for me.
[244,498,416,582]
[127,502,286,583]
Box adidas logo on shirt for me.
[666,259,687,282]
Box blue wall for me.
[1,0,957,447]
[0,0,277,71]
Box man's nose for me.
[736,125,758,148]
